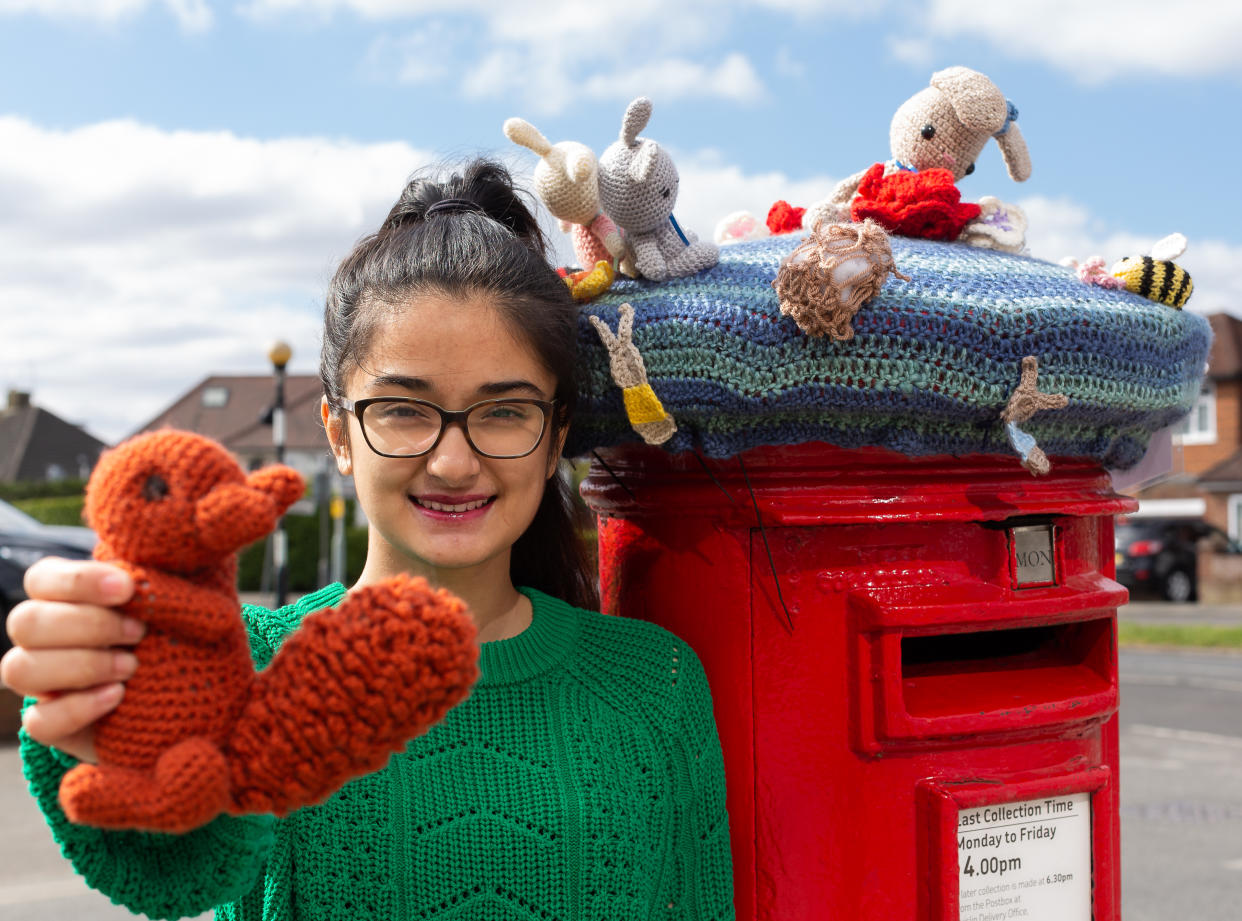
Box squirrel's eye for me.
[965,162,975,176]
[921,124,936,140]
[142,474,169,501]
[661,188,670,199]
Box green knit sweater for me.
[20,585,734,921]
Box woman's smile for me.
[411,493,496,519]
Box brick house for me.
[1187,314,1242,538]
[1137,313,1242,538]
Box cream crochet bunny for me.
[503,117,629,277]
[805,66,1031,250]
[597,97,718,282]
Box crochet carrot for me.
[60,430,478,833]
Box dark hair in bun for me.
[320,158,596,609]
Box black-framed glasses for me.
[333,396,556,459]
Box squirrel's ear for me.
[930,66,1007,134]
[503,117,552,156]
[994,120,1032,182]
[629,141,658,184]
[620,97,652,146]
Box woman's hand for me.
[1,558,143,763]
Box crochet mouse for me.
[59,430,478,834]
[598,97,718,282]
[804,66,1031,248]
[503,116,630,299]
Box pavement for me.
[1119,599,1242,629]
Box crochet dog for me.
[598,97,718,281]
[60,430,479,834]
[804,66,1031,249]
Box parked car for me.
[0,498,96,653]
[1114,516,1241,603]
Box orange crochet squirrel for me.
[59,430,479,834]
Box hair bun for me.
[425,198,488,219]
[382,160,547,255]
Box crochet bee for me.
[1111,233,1193,309]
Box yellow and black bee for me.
[1111,232,1193,309]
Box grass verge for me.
[1119,622,1242,650]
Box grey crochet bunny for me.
[598,97,718,282]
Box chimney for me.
[6,390,30,411]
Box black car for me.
[1114,516,1241,603]
[0,499,96,652]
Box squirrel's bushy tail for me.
[225,575,479,816]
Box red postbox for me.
[581,443,1136,921]
[568,230,1210,920]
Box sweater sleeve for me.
[670,645,735,921]
[18,720,275,920]
[13,600,309,920]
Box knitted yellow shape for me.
[622,384,668,425]
[565,261,616,303]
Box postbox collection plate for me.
[957,792,1092,921]
[1010,524,1057,588]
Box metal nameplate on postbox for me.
[1011,525,1056,588]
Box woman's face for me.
[323,290,563,582]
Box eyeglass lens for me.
[363,400,546,458]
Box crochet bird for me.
[60,430,479,834]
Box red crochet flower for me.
[767,200,806,235]
[850,163,980,241]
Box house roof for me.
[1207,313,1242,379]
[1197,449,1242,491]
[0,390,109,482]
[130,375,329,455]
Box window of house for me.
[201,385,230,408]
[1175,380,1216,445]
[1229,494,1242,543]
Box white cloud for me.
[885,34,934,68]
[0,0,212,30]
[1021,194,1242,318]
[577,54,765,105]
[250,0,762,113]
[0,117,434,442]
[918,0,1242,81]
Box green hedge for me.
[0,479,88,501]
[237,507,369,592]
[13,495,88,527]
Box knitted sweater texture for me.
[20,586,734,921]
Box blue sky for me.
[2,0,1240,442]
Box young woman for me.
[2,160,735,920]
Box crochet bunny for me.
[60,430,478,833]
[503,116,631,294]
[589,302,676,445]
[805,66,1031,239]
[598,97,718,282]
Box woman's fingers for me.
[23,558,132,607]
[20,685,121,763]
[1,646,138,698]
[5,599,145,650]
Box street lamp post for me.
[268,340,292,608]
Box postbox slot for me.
[899,619,1112,720]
